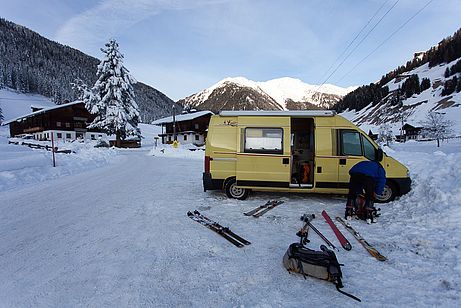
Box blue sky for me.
[1,0,460,100]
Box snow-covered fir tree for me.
[420,112,454,147]
[71,78,93,102]
[377,123,395,146]
[86,39,140,147]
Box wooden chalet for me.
[3,101,107,142]
[152,110,213,146]
[402,123,423,141]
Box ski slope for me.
[0,139,460,307]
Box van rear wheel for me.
[225,178,250,200]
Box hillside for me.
[179,77,353,113]
[0,18,178,122]
[337,28,461,135]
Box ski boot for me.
[345,199,354,220]
[365,204,378,224]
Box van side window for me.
[362,135,376,160]
[340,131,362,156]
[244,128,283,154]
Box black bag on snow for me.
[283,243,360,301]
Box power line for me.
[337,0,435,83]
[317,0,399,91]
[319,0,391,83]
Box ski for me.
[187,211,250,247]
[244,200,278,216]
[322,210,352,251]
[252,200,284,218]
[335,217,387,261]
[193,210,251,245]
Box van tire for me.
[225,178,250,200]
[375,181,397,203]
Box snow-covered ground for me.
[0,136,460,307]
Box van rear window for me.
[244,128,283,154]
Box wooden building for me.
[3,101,107,141]
[152,110,213,146]
[402,123,423,141]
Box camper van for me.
[202,111,411,202]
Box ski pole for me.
[301,214,338,251]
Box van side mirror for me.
[376,148,384,162]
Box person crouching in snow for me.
[345,160,386,223]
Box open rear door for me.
[236,116,290,188]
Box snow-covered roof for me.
[2,101,84,125]
[151,110,214,125]
[219,110,336,117]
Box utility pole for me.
[172,104,177,141]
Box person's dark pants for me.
[347,173,375,209]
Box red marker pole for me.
[51,132,56,167]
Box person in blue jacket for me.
[345,160,386,222]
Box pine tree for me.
[86,39,140,147]
[420,77,431,91]
[444,67,450,78]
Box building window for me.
[65,122,71,128]
[195,135,200,141]
[66,133,71,139]
[91,134,96,140]
[56,121,61,127]
[57,133,62,138]
[244,128,283,154]
[184,135,187,141]
[195,123,199,129]
[99,135,102,138]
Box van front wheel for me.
[225,178,250,200]
[375,182,397,203]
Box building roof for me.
[151,110,214,125]
[219,110,336,117]
[2,101,83,125]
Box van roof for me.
[219,110,336,117]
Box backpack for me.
[283,243,360,302]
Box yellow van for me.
[202,110,411,203]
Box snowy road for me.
[0,146,460,307]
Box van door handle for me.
[282,158,289,164]
[339,158,347,165]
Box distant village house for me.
[152,110,213,146]
[3,101,107,142]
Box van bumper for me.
[393,177,412,196]
[203,173,224,192]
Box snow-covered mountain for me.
[178,77,354,113]
[340,59,461,135]
[337,28,461,135]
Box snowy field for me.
[0,132,460,307]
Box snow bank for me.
[149,144,204,160]
[0,133,117,192]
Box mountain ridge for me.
[179,76,354,113]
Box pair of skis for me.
[322,210,386,261]
[187,210,251,248]
[243,200,284,217]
